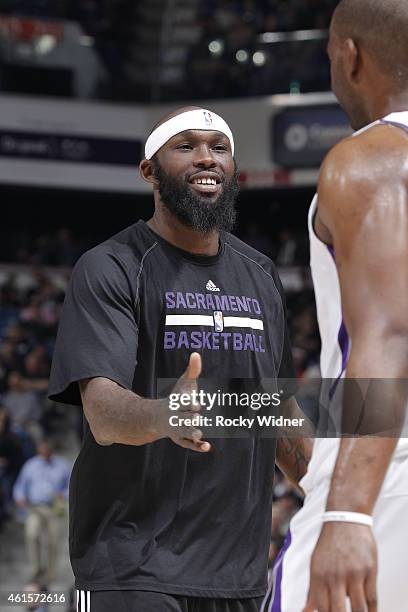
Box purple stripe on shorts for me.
[270,530,292,612]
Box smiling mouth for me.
[189,176,222,195]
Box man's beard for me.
[152,158,239,233]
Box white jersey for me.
[302,111,408,492]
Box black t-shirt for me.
[48,220,295,597]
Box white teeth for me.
[193,177,217,185]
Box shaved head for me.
[332,0,408,89]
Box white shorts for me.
[262,454,408,612]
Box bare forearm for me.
[276,435,313,490]
[327,437,398,513]
[276,396,314,488]
[80,378,166,446]
[327,340,408,513]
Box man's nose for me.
[193,144,217,168]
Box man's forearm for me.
[80,378,166,446]
[327,341,408,513]
[276,436,313,490]
[276,396,314,489]
[326,437,398,513]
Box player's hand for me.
[303,522,378,612]
[161,352,211,453]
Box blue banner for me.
[0,129,142,166]
[272,105,352,168]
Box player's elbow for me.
[92,428,114,447]
[79,380,114,445]
[84,403,114,446]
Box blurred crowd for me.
[199,0,334,32]
[187,0,333,99]
[1,0,335,27]
[0,227,84,267]
[0,0,335,101]
[0,222,320,588]
[0,267,70,528]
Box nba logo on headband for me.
[203,111,213,126]
[144,108,235,159]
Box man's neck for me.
[147,208,220,256]
[368,90,408,123]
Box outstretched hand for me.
[165,353,211,453]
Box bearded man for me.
[48,106,311,612]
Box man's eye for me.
[214,145,228,151]
[177,144,193,150]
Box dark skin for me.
[304,13,408,612]
[140,107,235,256]
[80,106,313,484]
[276,427,311,490]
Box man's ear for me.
[139,159,159,187]
[343,37,360,83]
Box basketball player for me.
[48,106,311,612]
[264,1,408,611]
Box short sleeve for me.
[48,247,139,406]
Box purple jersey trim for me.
[326,246,350,398]
[338,321,350,373]
[270,530,292,612]
[380,119,408,134]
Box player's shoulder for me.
[223,232,282,285]
[75,221,157,276]
[320,121,408,186]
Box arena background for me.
[0,1,345,609]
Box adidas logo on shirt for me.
[206,280,220,292]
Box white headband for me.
[145,108,235,159]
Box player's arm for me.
[49,250,210,453]
[79,377,165,446]
[79,353,210,453]
[276,396,314,489]
[305,128,408,612]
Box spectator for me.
[0,405,24,527]
[0,273,21,307]
[3,372,44,442]
[4,322,30,361]
[54,227,81,266]
[276,229,298,266]
[0,339,21,392]
[23,347,51,383]
[291,306,320,357]
[13,438,70,585]
[23,580,49,612]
